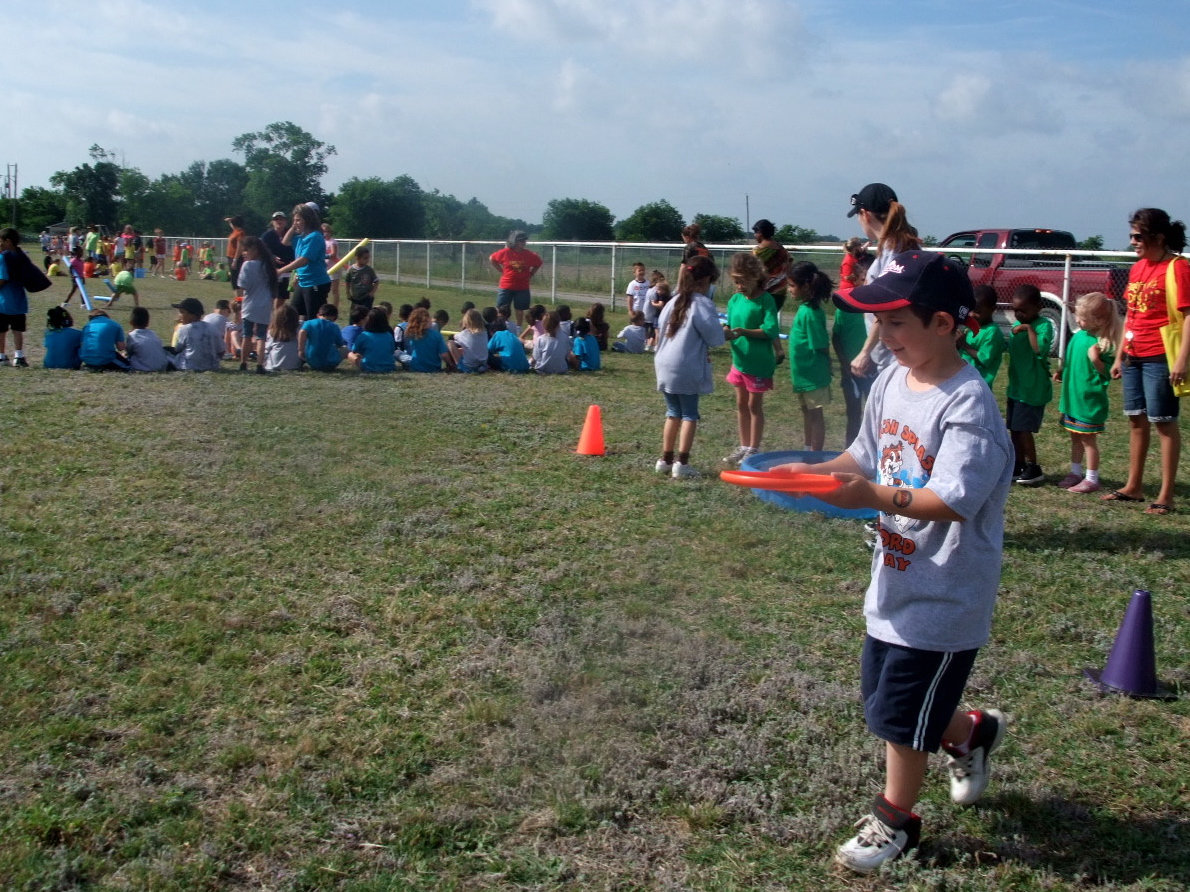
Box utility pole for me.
[4,164,15,227]
[745,194,750,232]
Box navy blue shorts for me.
[1006,398,1045,433]
[861,634,978,752]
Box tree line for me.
[5,120,871,245]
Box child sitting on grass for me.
[613,311,648,353]
[43,306,82,369]
[348,306,397,373]
[170,297,222,371]
[487,318,530,372]
[531,310,574,374]
[404,306,452,372]
[299,303,347,371]
[79,309,129,371]
[125,306,171,372]
[571,317,601,370]
[264,304,301,372]
[449,308,490,373]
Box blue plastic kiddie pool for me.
[738,450,877,519]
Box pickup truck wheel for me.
[1039,298,1067,356]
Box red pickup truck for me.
[937,229,1129,352]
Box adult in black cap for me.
[846,183,922,377]
[261,211,296,306]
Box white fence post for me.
[610,244,617,310]
[425,242,431,288]
[550,245,557,305]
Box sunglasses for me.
[1129,232,1146,242]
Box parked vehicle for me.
[938,228,1129,353]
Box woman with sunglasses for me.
[1102,208,1190,515]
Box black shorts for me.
[861,634,978,752]
[1006,398,1045,434]
[0,313,27,333]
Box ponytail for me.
[789,261,833,309]
[876,201,920,255]
[668,255,719,337]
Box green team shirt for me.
[725,290,779,377]
[963,324,1007,387]
[1006,316,1054,407]
[1059,328,1113,425]
[832,305,867,362]
[790,302,831,392]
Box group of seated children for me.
[44,298,223,372]
[43,291,651,376]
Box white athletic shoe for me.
[835,797,921,874]
[671,462,698,479]
[945,709,1006,806]
[654,459,673,474]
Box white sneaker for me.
[671,462,698,479]
[654,459,673,474]
[835,798,921,874]
[945,708,1005,806]
[722,445,750,466]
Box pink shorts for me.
[726,366,773,393]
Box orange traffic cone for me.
[576,404,605,455]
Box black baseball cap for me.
[171,297,205,317]
[833,250,979,332]
[847,183,897,218]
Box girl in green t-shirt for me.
[722,252,780,466]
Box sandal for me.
[1101,490,1143,503]
[1145,503,1176,515]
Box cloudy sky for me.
[9,0,1190,246]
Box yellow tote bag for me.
[1162,257,1190,397]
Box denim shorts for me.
[241,320,268,340]
[496,288,531,311]
[1122,356,1179,423]
[662,391,701,422]
[861,634,978,752]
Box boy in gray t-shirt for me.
[778,250,1013,874]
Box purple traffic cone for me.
[1084,590,1174,700]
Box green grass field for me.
[1,274,1188,890]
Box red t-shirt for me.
[838,253,857,295]
[490,247,542,290]
[1124,255,1190,358]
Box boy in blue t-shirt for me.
[298,303,346,370]
[79,309,130,371]
[0,227,31,366]
[486,323,530,372]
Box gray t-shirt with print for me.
[847,362,1013,652]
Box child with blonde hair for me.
[1055,292,1124,493]
[449,308,490,373]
